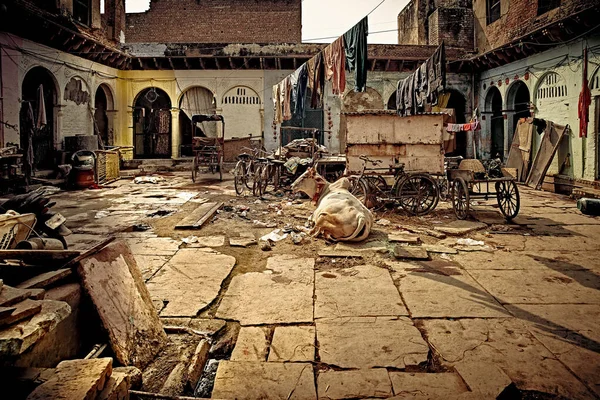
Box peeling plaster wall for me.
[476,36,600,181]
[0,33,120,152]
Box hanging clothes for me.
[396,79,404,116]
[307,57,316,93]
[272,84,283,124]
[293,65,308,117]
[343,16,369,92]
[282,77,293,121]
[579,48,591,138]
[415,63,428,111]
[20,102,35,179]
[323,37,346,95]
[429,42,446,96]
[311,53,325,108]
[35,84,47,130]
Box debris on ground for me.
[134,176,166,184]
[376,218,392,226]
[456,238,485,246]
[260,241,272,251]
[260,230,288,242]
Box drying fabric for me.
[343,16,369,92]
[517,118,533,155]
[310,53,325,109]
[35,84,47,130]
[404,75,415,116]
[20,102,35,178]
[290,67,300,107]
[579,50,591,138]
[323,37,346,96]
[155,133,170,155]
[415,63,428,110]
[294,65,309,117]
[273,85,282,124]
[282,77,293,121]
[307,57,316,92]
[446,123,461,132]
[396,79,404,116]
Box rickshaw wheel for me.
[396,174,439,216]
[234,160,245,196]
[348,176,368,206]
[191,156,198,183]
[496,181,520,220]
[452,177,470,220]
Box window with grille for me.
[537,72,567,100]
[538,0,560,15]
[486,0,501,25]
[73,0,91,26]
[223,87,260,105]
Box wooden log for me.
[0,251,80,264]
[175,202,223,230]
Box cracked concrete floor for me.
[52,172,600,399]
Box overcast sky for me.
[116,0,408,44]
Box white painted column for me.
[171,109,180,159]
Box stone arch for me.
[534,72,568,102]
[506,80,531,156]
[178,86,217,155]
[446,89,468,157]
[21,66,59,170]
[484,86,504,159]
[133,87,172,158]
[221,85,262,140]
[94,83,116,146]
[386,91,396,110]
[342,87,384,112]
[94,83,115,110]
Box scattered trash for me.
[95,211,110,219]
[148,210,176,218]
[291,232,305,245]
[253,220,276,228]
[132,223,151,232]
[456,238,485,246]
[240,211,248,218]
[182,236,199,244]
[440,253,452,261]
[376,219,391,226]
[254,199,262,204]
[134,176,165,184]
[260,241,272,251]
[260,229,288,242]
[277,210,283,216]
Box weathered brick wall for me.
[428,7,474,49]
[103,0,126,43]
[125,0,301,43]
[473,0,596,53]
[397,0,428,45]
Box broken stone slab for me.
[27,357,113,400]
[0,299,43,328]
[230,327,269,361]
[393,245,429,260]
[16,269,72,290]
[388,372,469,399]
[0,300,71,357]
[187,339,210,389]
[0,285,33,307]
[212,361,316,400]
[124,237,180,256]
[315,265,408,319]
[388,233,420,244]
[268,326,315,362]
[146,248,236,317]
[318,250,363,258]
[335,241,388,253]
[316,317,429,369]
[216,255,315,325]
[185,236,226,248]
[423,244,458,254]
[317,369,393,399]
[188,319,227,336]
[133,255,170,281]
[434,220,488,236]
[113,366,142,390]
[96,371,128,400]
[421,318,594,399]
[390,264,509,318]
[454,362,513,398]
[229,237,257,247]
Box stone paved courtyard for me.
[53,172,600,399]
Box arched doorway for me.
[179,87,216,157]
[507,80,531,154]
[386,92,397,110]
[20,66,57,170]
[221,86,262,140]
[133,87,172,158]
[485,87,504,159]
[446,89,467,157]
[94,84,114,147]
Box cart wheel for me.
[452,177,470,220]
[366,176,388,211]
[396,174,440,216]
[496,181,520,220]
[349,177,369,206]
[192,157,198,183]
[234,161,245,196]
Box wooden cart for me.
[191,115,224,182]
[448,160,520,220]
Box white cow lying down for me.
[291,168,373,242]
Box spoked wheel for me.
[253,165,264,197]
[452,177,470,220]
[191,156,198,183]
[365,176,389,211]
[245,162,255,189]
[234,161,246,196]
[396,174,440,216]
[496,180,520,220]
[349,176,369,206]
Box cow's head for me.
[291,167,328,203]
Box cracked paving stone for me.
[216,255,314,325]
[211,361,316,400]
[124,237,180,256]
[421,318,595,399]
[317,369,392,399]
[133,255,170,281]
[316,317,428,369]
[268,326,315,362]
[146,248,236,317]
[230,327,269,361]
[390,262,509,318]
[315,265,408,319]
[388,372,469,399]
[434,220,487,236]
[186,236,226,248]
[453,251,548,271]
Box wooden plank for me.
[526,122,569,190]
[0,286,33,307]
[0,299,42,328]
[77,241,167,369]
[61,237,116,270]
[0,306,17,319]
[0,250,80,264]
[175,202,223,230]
[16,269,71,290]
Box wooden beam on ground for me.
[0,250,80,264]
[61,237,116,270]
[16,269,71,290]
[175,202,223,230]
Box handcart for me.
[448,159,520,220]
[190,114,224,182]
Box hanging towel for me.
[324,37,346,95]
[343,16,369,92]
[273,85,282,124]
[36,84,47,130]
[283,77,293,121]
[311,53,325,108]
[294,65,308,117]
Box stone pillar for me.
[54,104,66,151]
[466,130,474,159]
[105,110,118,146]
[171,109,180,159]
